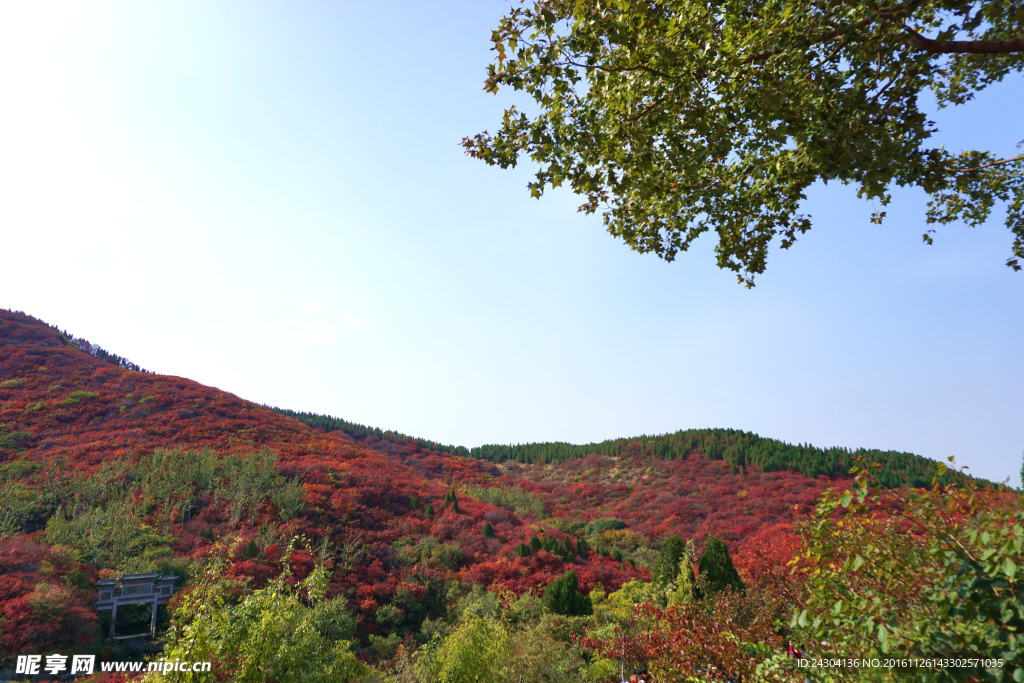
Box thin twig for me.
[955,154,1024,174]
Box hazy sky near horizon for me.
[2,2,1021,485]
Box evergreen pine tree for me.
[655,534,686,585]
[695,535,745,599]
[514,543,531,558]
[529,534,542,552]
[482,521,495,538]
[666,539,695,605]
[410,495,420,510]
[542,569,592,616]
[425,503,435,518]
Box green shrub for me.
[63,390,99,405]
[0,481,43,536]
[464,484,546,518]
[63,569,91,591]
[0,431,30,451]
[310,597,358,643]
[0,458,40,481]
[151,564,365,683]
[584,517,627,536]
[436,615,510,683]
[431,542,466,570]
[271,478,306,520]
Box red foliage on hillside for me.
[493,451,843,555]
[1,310,653,657]
[0,538,98,656]
[0,309,854,662]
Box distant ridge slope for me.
[274,413,957,489]
[270,406,974,552]
[465,430,960,489]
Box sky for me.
[1,2,1021,486]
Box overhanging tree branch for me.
[955,154,1024,173]
[904,26,1024,54]
[471,0,1024,284]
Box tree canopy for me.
[792,461,1023,681]
[151,562,365,683]
[464,0,1024,285]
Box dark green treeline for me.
[466,428,965,489]
[272,410,965,489]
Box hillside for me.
[2,308,994,677]
[273,408,962,551]
[0,310,642,663]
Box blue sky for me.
[1,2,1021,486]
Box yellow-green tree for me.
[434,615,510,683]
[793,462,1023,681]
[149,563,364,683]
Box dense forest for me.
[1,310,1020,682]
